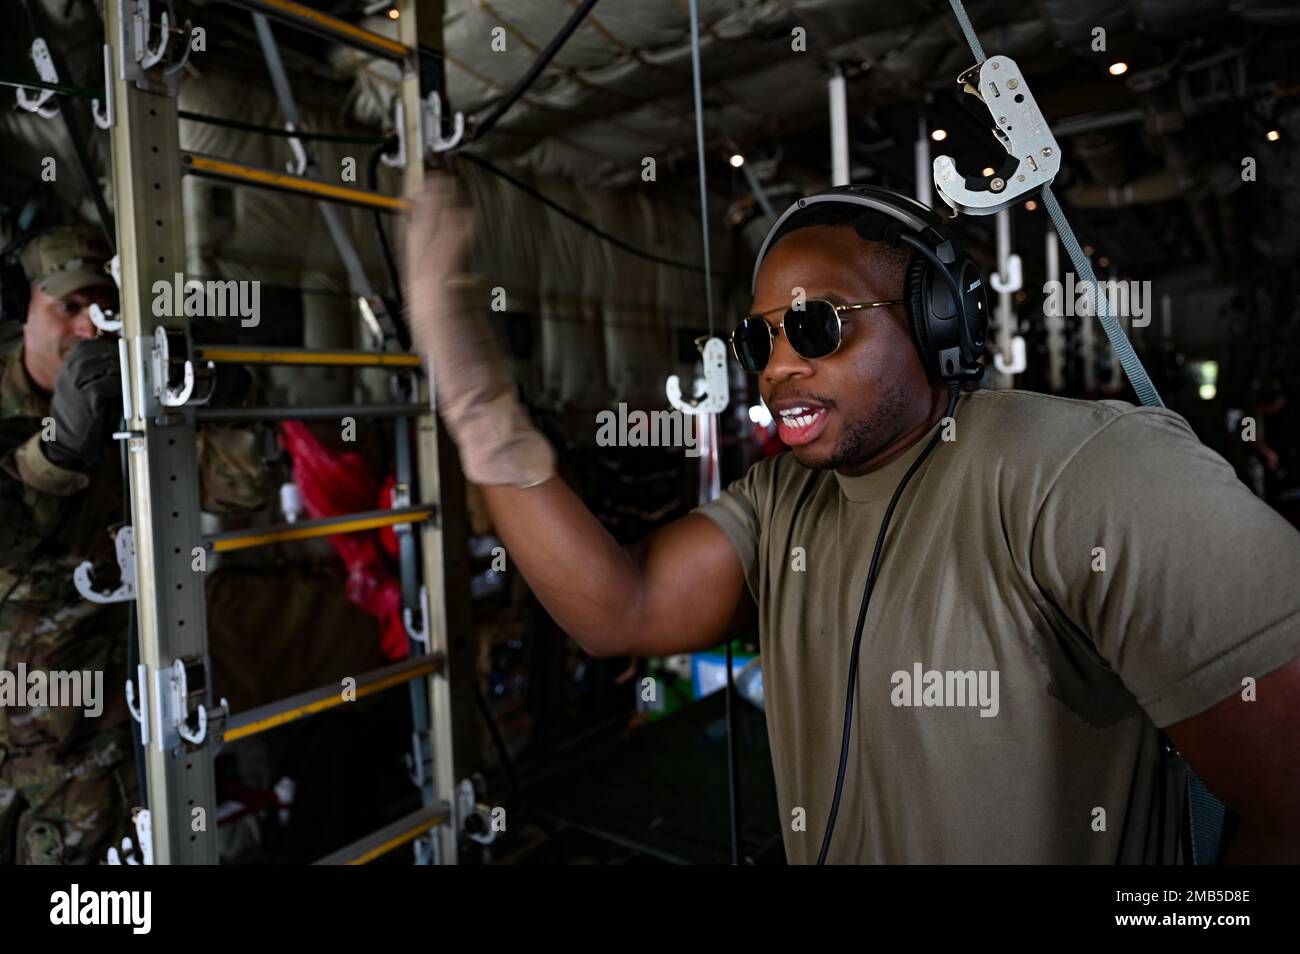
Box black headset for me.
[752,185,988,386]
[0,235,32,325]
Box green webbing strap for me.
[946,0,1225,864]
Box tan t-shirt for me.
[695,389,1300,864]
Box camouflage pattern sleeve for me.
[195,424,272,515]
[0,421,85,564]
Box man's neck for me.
[835,384,952,478]
[19,341,54,398]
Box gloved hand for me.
[403,174,555,488]
[41,336,123,473]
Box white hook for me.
[125,663,150,747]
[135,2,171,71]
[15,39,60,118]
[284,122,308,176]
[92,44,114,129]
[993,335,1027,376]
[152,327,196,407]
[666,336,729,415]
[106,809,153,865]
[423,90,465,154]
[73,526,137,604]
[402,584,430,652]
[89,303,122,333]
[380,100,406,168]
[990,253,1022,294]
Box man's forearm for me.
[481,477,644,657]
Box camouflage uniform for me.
[0,230,270,864]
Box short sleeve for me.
[693,459,766,600]
[1031,408,1300,727]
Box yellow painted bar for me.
[224,660,438,742]
[183,154,409,212]
[226,660,439,743]
[346,814,446,865]
[211,508,433,553]
[196,346,422,368]
[246,0,409,57]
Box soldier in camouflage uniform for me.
[0,226,269,864]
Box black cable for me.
[723,637,742,864]
[452,151,734,281]
[461,0,602,147]
[474,676,520,797]
[367,138,404,313]
[817,385,961,865]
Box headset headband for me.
[751,186,955,294]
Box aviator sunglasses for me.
[729,297,904,373]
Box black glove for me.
[41,336,123,472]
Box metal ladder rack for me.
[103,0,478,864]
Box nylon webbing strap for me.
[946,0,1225,865]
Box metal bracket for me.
[151,656,228,751]
[380,99,406,169]
[106,809,153,865]
[151,326,196,407]
[73,525,137,604]
[15,38,60,118]
[422,90,465,155]
[92,44,115,129]
[666,336,729,415]
[933,55,1060,215]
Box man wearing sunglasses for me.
[406,177,1300,865]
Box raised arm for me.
[404,176,753,659]
[482,480,753,657]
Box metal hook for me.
[666,336,729,415]
[993,335,1027,376]
[15,39,60,118]
[380,99,406,169]
[152,327,195,407]
[125,663,151,747]
[423,90,465,154]
[403,584,431,652]
[134,1,171,71]
[932,55,1060,216]
[92,44,114,129]
[106,809,153,865]
[284,121,308,176]
[990,253,1023,294]
[73,525,137,605]
[89,303,122,334]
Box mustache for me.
[767,391,837,408]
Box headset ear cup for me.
[904,253,936,376]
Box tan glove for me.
[403,174,555,489]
